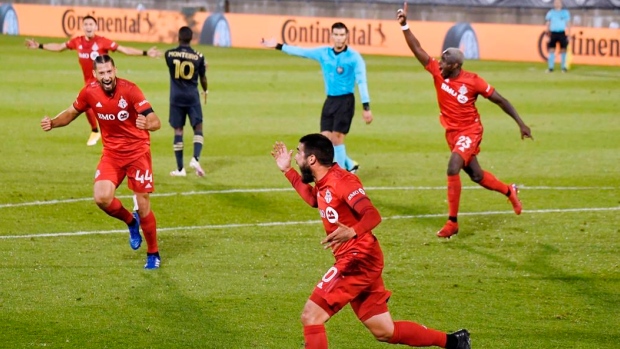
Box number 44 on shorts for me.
[135,169,153,184]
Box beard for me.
[300,165,314,184]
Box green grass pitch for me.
[0,34,618,348]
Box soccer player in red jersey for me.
[396,3,533,238]
[26,15,160,146]
[40,55,162,269]
[272,133,471,349]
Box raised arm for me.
[396,2,430,67]
[261,38,323,61]
[25,38,67,52]
[488,90,533,140]
[271,141,318,207]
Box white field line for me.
[1,206,618,240]
[0,185,617,209]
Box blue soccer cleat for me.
[144,253,161,270]
[128,211,142,250]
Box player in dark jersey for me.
[26,15,160,146]
[165,26,208,177]
[40,55,162,269]
[272,133,471,349]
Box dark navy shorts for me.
[169,104,203,128]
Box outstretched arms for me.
[396,2,431,67]
[25,38,67,52]
[117,45,161,58]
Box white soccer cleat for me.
[189,157,205,177]
[170,168,187,177]
[86,132,101,146]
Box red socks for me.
[140,211,159,253]
[101,198,133,225]
[478,171,510,195]
[447,175,461,218]
[388,321,447,347]
[303,325,328,349]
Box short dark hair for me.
[299,133,334,166]
[178,26,193,44]
[332,22,348,33]
[83,15,96,23]
[93,54,115,69]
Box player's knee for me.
[93,193,113,208]
[469,172,483,182]
[300,310,324,326]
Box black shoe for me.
[347,161,359,174]
[561,68,568,73]
[450,329,471,349]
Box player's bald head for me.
[442,48,464,66]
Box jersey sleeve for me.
[130,85,153,114]
[545,11,552,21]
[284,169,318,207]
[72,86,91,112]
[101,37,118,52]
[473,75,494,99]
[65,37,78,50]
[353,52,370,104]
[281,44,324,62]
[424,57,441,77]
[338,177,381,237]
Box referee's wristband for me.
[142,50,147,56]
[39,43,44,49]
[362,102,370,111]
[401,23,409,31]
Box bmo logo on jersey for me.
[97,111,130,121]
[325,207,338,224]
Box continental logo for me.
[61,9,154,37]
[281,19,386,46]
[538,30,620,60]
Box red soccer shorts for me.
[309,246,392,322]
[445,125,483,166]
[95,150,155,193]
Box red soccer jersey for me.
[65,35,118,84]
[307,166,379,257]
[73,78,152,157]
[425,58,495,131]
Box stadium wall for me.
[4,3,620,66]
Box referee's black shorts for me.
[320,93,355,134]
[548,31,569,50]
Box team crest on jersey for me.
[336,66,344,74]
[118,96,128,109]
[324,189,332,204]
[92,43,99,51]
[457,85,469,104]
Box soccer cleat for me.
[170,168,187,177]
[86,131,101,146]
[508,183,522,215]
[189,157,205,177]
[128,211,142,250]
[347,161,360,174]
[561,68,568,73]
[450,329,471,349]
[144,253,161,269]
[436,220,459,238]
[545,68,554,73]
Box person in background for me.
[165,26,208,177]
[262,22,373,174]
[545,0,571,73]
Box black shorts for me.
[169,104,203,128]
[320,93,355,134]
[548,31,568,49]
